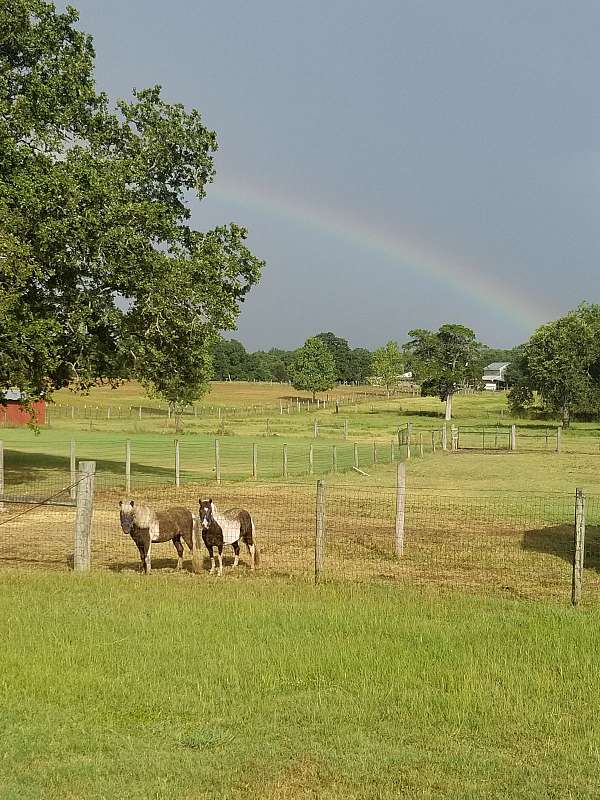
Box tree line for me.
[212,329,517,413]
[211,333,373,385]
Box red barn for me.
[1,389,46,426]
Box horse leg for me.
[248,543,256,570]
[217,544,223,577]
[208,545,216,575]
[145,540,152,574]
[232,540,240,568]
[136,541,146,573]
[172,535,184,570]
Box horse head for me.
[198,498,216,530]
[119,499,136,535]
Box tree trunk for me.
[445,392,453,421]
[562,404,570,429]
[312,390,316,401]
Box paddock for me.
[0,477,597,604]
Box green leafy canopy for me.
[0,0,264,410]
[288,337,336,400]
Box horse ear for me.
[209,498,212,504]
[119,500,122,507]
[131,500,134,507]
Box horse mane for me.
[133,505,157,527]
[120,500,157,528]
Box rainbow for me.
[211,174,549,334]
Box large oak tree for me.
[0,1,263,412]
[405,324,480,420]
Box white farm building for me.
[482,362,510,391]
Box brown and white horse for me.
[119,500,199,574]
[196,499,258,576]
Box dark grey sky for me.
[69,0,600,350]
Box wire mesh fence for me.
[1,467,599,606]
[1,435,437,490]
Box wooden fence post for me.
[70,440,76,500]
[73,461,95,572]
[332,445,337,473]
[0,440,4,512]
[138,406,142,420]
[283,444,288,478]
[309,444,314,476]
[395,462,406,557]
[175,439,180,487]
[431,431,436,454]
[390,440,395,462]
[572,488,586,606]
[510,424,516,451]
[125,440,131,493]
[556,427,561,454]
[315,480,327,583]
[451,425,458,451]
[442,424,447,451]
[252,443,257,479]
[353,443,358,469]
[419,433,423,457]
[313,419,318,438]
[215,439,221,484]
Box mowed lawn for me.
[1,573,599,799]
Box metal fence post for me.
[215,439,221,484]
[125,440,131,494]
[73,461,95,572]
[70,440,76,500]
[315,480,327,583]
[395,462,406,557]
[572,488,586,606]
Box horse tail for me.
[191,514,203,574]
[250,516,259,567]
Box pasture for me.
[1,572,600,799]
[3,381,600,494]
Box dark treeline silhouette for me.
[211,333,516,385]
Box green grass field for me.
[3,381,600,495]
[1,573,599,799]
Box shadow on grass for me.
[521,524,600,570]
[107,553,253,574]
[4,449,172,488]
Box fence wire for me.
[1,471,597,604]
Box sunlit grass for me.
[0,572,599,799]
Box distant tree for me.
[405,324,480,420]
[371,341,404,397]
[211,339,249,380]
[315,332,352,382]
[289,337,336,400]
[142,344,212,433]
[508,305,600,427]
[348,348,372,384]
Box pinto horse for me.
[119,500,198,574]
[197,499,258,576]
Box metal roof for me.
[2,388,23,401]
[484,362,510,370]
